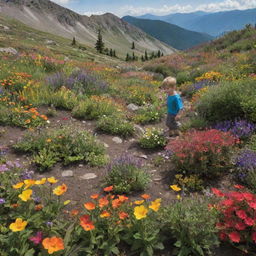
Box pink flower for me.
[236,210,247,220]
[211,188,224,197]
[235,222,246,231]
[228,232,240,243]
[249,202,256,210]
[29,231,43,245]
[234,185,245,189]
[244,217,254,226]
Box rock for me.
[103,143,109,148]
[149,169,157,174]
[79,164,84,168]
[112,137,123,144]
[80,173,97,180]
[134,124,145,135]
[153,175,163,182]
[45,40,57,45]
[139,154,148,160]
[0,47,18,55]
[64,56,69,61]
[129,138,136,142]
[62,170,74,177]
[0,24,10,30]
[127,103,139,111]
[82,121,86,124]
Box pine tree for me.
[161,52,164,57]
[150,52,155,59]
[141,55,145,62]
[71,37,76,46]
[132,52,135,61]
[95,29,104,53]
[145,50,148,61]
[126,53,130,61]
[110,49,113,57]
[131,41,135,49]
[113,50,116,57]
[157,50,161,58]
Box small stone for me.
[129,138,136,142]
[0,47,18,55]
[62,170,74,177]
[149,169,157,173]
[82,121,86,124]
[153,175,163,181]
[134,124,145,135]
[45,39,57,45]
[64,56,69,61]
[127,103,139,111]
[79,164,84,168]
[112,137,122,144]
[9,140,14,143]
[103,143,109,148]
[87,122,92,126]
[80,173,97,180]
[139,154,148,160]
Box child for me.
[161,76,183,136]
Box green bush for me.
[162,197,219,256]
[196,79,256,122]
[176,71,191,85]
[139,128,167,149]
[144,64,174,77]
[241,95,256,122]
[96,115,134,138]
[104,155,150,194]
[13,127,106,171]
[180,116,208,132]
[248,135,256,151]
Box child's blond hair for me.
[161,76,177,88]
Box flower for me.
[141,194,150,200]
[170,185,181,192]
[99,197,109,208]
[244,217,254,226]
[252,232,256,243]
[104,185,113,192]
[84,202,96,211]
[35,178,46,185]
[234,185,245,189]
[211,188,224,197]
[9,218,28,232]
[64,200,71,205]
[70,209,79,216]
[149,198,161,212]
[47,177,58,184]
[100,210,111,218]
[29,231,43,245]
[90,194,99,199]
[134,205,148,220]
[24,179,35,189]
[112,199,122,209]
[35,204,43,211]
[236,210,247,220]
[12,182,24,189]
[80,215,95,231]
[53,184,67,196]
[18,189,32,201]
[42,237,64,254]
[228,232,240,243]
[249,202,256,210]
[119,211,129,220]
[134,200,144,205]
[0,198,5,204]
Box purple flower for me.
[0,198,5,204]
[20,170,34,180]
[0,164,9,172]
[213,119,255,139]
[46,221,53,227]
[32,196,41,203]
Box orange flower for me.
[118,195,129,202]
[70,209,79,216]
[99,197,109,208]
[47,177,58,184]
[42,237,64,254]
[134,200,144,205]
[90,194,99,200]
[112,199,122,209]
[119,211,129,220]
[100,210,111,218]
[11,203,19,208]
[35,204,43,211]
[84,202,96,211]
[25,119,31,124]
[80,215,95,231]
[104,186,113,192]
[141,194,150,200]
[53,184,67,196]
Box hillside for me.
[137,8,256,36]
[0,0,175,57]
[122,16,213,50]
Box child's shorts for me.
[166,113,178,130]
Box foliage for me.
[97,115,135,138]
[174,174,204,192]
[104,155,150,194]
[212,186,256,253]
[13,127,106,171]
[166,129,239,177]
[139,128,167,149]
[162,196,219,256]
[180,116,208,132]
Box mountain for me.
[122,16,213,50]
[137,9,256,36]
[0,0,175,56]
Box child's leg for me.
[166,114,179,136]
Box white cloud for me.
[51,0,72,4]
[83,11,105,16]
[119,0,256,16]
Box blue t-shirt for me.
[167,94,183,115]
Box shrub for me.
[248,135,256,151]
[162,197,219,256]
[241,96,256,122]
[97,115,134,138]
[174,174,204,192]
[104,155,150,194]
[166,129,239,177]
[176,71,191,85]
[13,128,106,171]
[196,79,256,122]
[139,128,167,149]
[212,187,256,253]
[180,116,208,132]
[213,119,256,140]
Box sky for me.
[51,0,256,17]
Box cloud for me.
[120,0,256,16]
[83,11,105,16]
[51,0,72,4]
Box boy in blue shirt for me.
[161,76,183,136]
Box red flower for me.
[234,185,245,189]
[235,222,246,231]
[229,192,244,201]
[104,186,113,192]
[219,232,227,241]
[228,232,240,243]
[29,231,43,245]
[244,217,254,226]
[243,193,254,202]
[252,232,256,243]
[236,210,247,220]
[249,202,256,210]
[221,199,234,207]
[211,188,224,197]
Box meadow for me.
[1,16,256,256]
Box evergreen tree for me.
[145,50,148,61]
[126,53,130,61]
[95,29,104,53]
[157,50,161,58]
[150,52,155,59]
[113,50,116,57]
[132,52,136,61]
[161,52,164,57]
[110,49,113,57]
[105,48,109,55]
[141,55,145,62]
[131,41,135,49]
[71,37,76,46]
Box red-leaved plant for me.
[212,186,256,253]
[166,129,239,177]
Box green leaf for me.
[24,249,35,256]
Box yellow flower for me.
[35,178,46,185]
[149,198,161,212]
[64,200,71,205]
[177,195,182,200]
[53,184,67,196]
[9,218,28,232]
[46,138,52,143]
[47,177,58,184]
[134,200,145,205]
[12,182,24,189]
[170,185,181,192]
[18,189,32,201]
[24,179,35,189]
[134,205,148,220]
